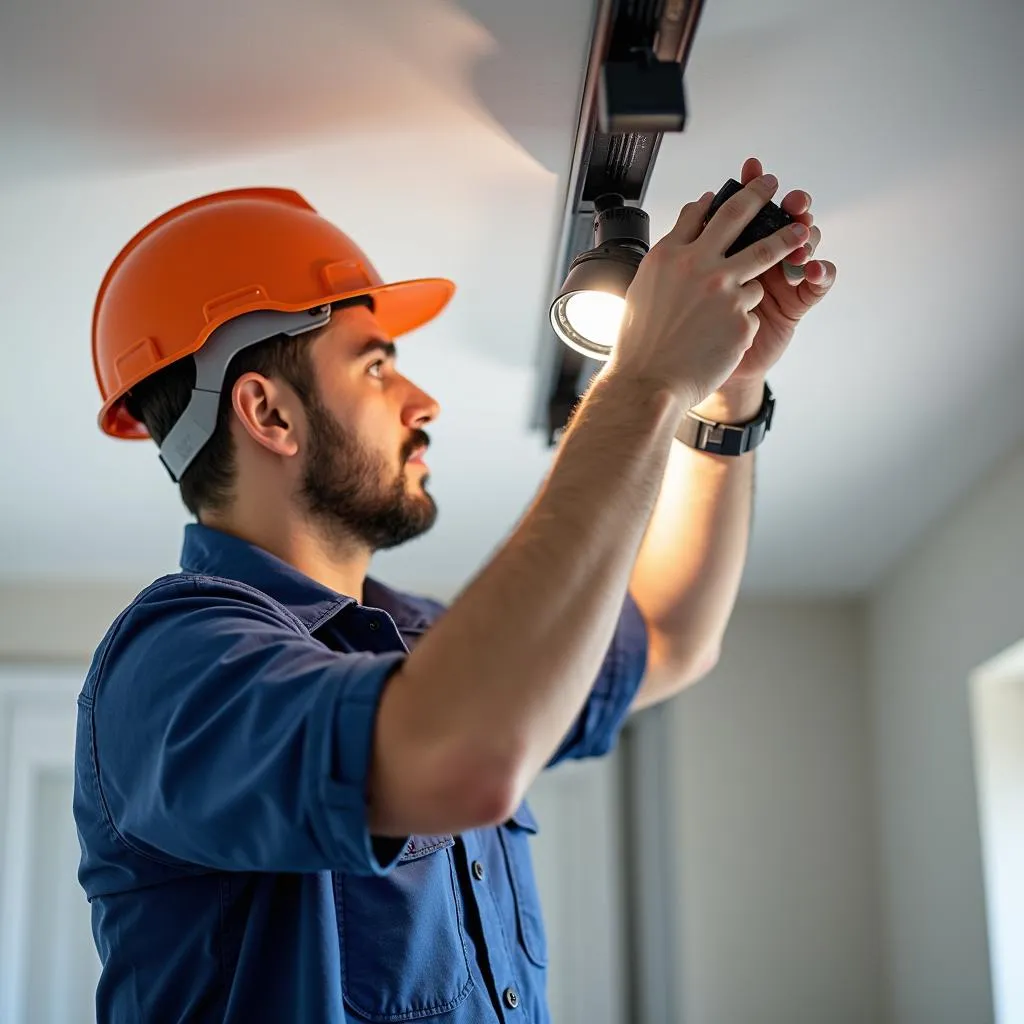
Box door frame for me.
[0,665,85,1024]
[619,703,683,1024]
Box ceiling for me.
[1,0,1022,599]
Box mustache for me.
[402,430,431,462]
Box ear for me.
[230,373,303,459]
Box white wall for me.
[667,599,884,1024]
[9,437,1022,1024]
[866,440,1024,1024]
[7,589,887,1024]
[0,581,143,662]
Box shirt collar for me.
[362,576,433,631]
[179,523,431,631]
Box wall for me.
[667,599,884,1024]
[866,441,1024,1024]
[0,581,143,662]
[2,589,887,1024]
[8,439,1022,1024]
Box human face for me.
[298,304,441,552]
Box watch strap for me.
[676,383,775,456]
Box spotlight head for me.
[549,194,650,361]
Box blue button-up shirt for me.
[73,523,648,1023]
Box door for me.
[0,667,100,1024]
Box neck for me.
[201,503,373,603]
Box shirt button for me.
[472,860,485,881]
[504,987,519,1010]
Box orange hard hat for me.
[93,187,456,439]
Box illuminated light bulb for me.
[563,291,626,350]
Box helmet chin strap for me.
[158,306,332,483]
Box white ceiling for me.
[1,0,1022,598]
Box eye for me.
[367,360,385,379]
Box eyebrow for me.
[355,338,397,362]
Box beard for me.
[298,393,437,553]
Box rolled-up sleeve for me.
[547,591,649,766]
[90,578,407,877]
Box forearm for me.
[629,380,762,676]
[374,371,681,833]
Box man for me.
[75,158,834,1022]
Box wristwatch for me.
[676,383,775,456]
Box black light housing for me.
[535,0,707,443]
[549,193,650,361]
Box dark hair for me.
[124,298,372,517]
[124,332,317,516]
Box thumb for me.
[666,191,714,245]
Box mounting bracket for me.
[532,0,706,443]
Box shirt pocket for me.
[499,801,549,968]
[335,834,474,1021]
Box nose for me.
[401,377,441,429]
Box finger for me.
[666,191,715,244]
[781,190,811,217]
[795,260,837,305]
[788,212,813,248]
[702,173,782,254]
[739,278,764,310]
[741,156,763,185]
[789,245,812,268]
[787,224,822,267]
[728,219,810,282]
[806,258,835,286]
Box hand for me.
[709,156,838,400]
[612,174,810,411]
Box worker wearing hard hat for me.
[74,159,834,1023]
